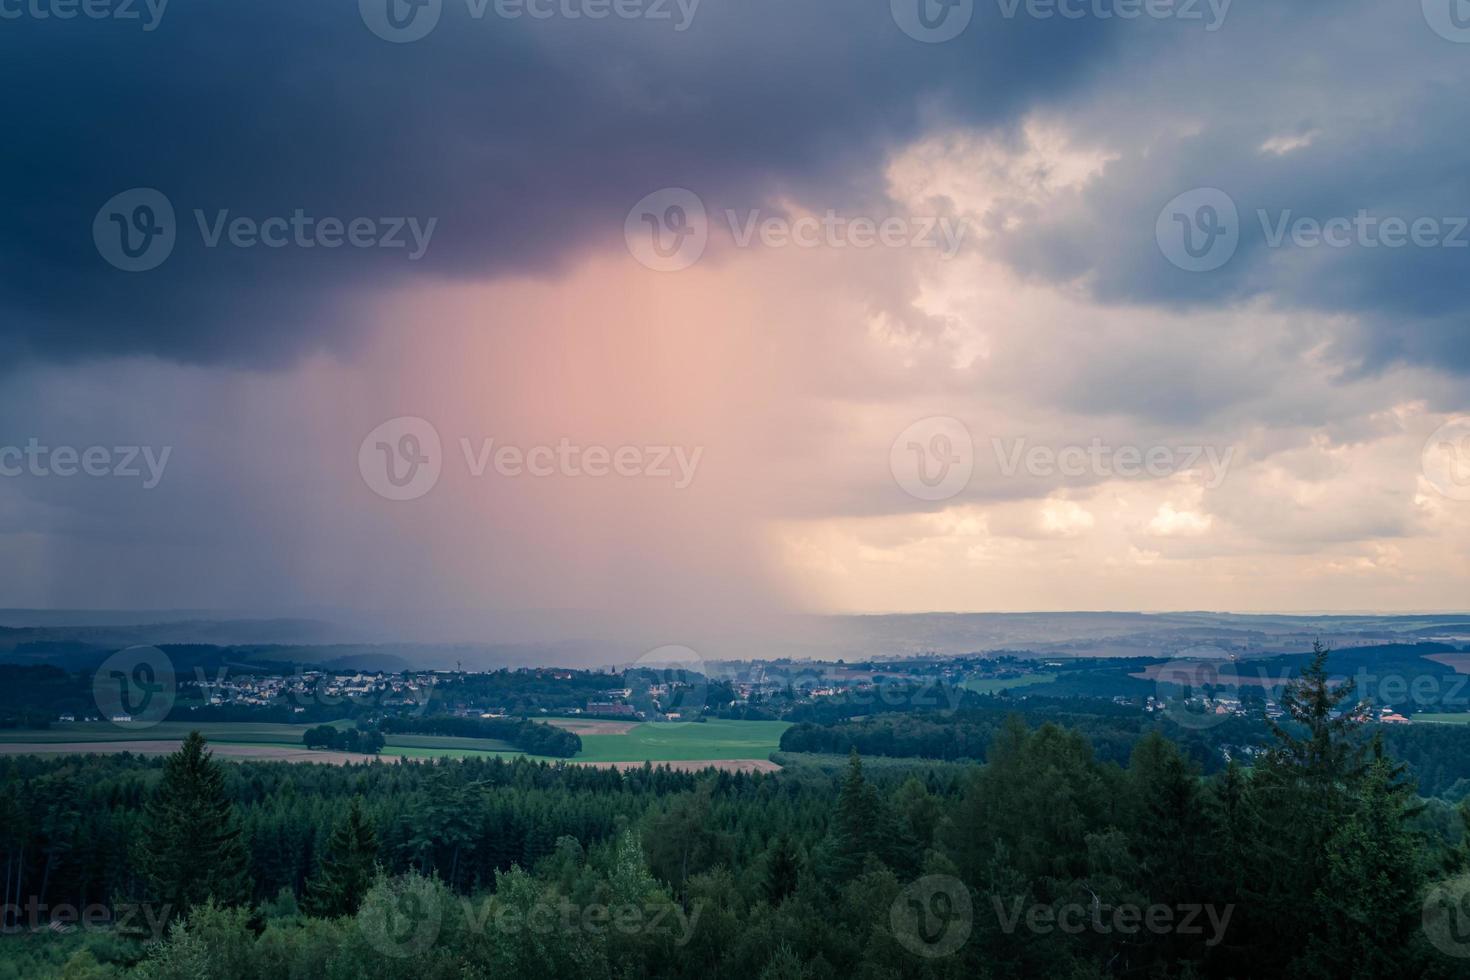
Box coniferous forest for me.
[9,0,1470,970]
[2,649,1468,978]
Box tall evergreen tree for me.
[136,732,251,918]
[1249,642,1374,973]
[1267,641,1367,787]
[822,750,886,883]
[1299,755,1429,978]
[304,797,379,918]
[763,833,801,905]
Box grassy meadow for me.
[0,718,790,765]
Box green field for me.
[771,751,972,776]
[0,718,789,764]
[573,719,790,762]
[0,720,344,744]
[379,719,791,762]
[381,733,519,753]
[1410,713,1470,725]
[961,673,1057,693]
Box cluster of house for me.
[1137,693,1413,725]
[1139,694,1286,721]
[178,670,435,709]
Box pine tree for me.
[823,750,884,883]
[136,732,251,918]
[1299,755,1428,978]
[763,833,800,905]
[1260,641,1369,897]
[1267,640,1367,789]
[1248,642,1375,974]
[304,797,378,918]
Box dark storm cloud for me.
[1,0,1118,368]
[980,2,1470,380]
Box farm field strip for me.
[0,718,791,764]
[0,721,333,743]
[961,673,1057,693]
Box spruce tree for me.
[823,750,884,882]
[1267,641,1367,788]
[136,732,251,918]
[1249,642,1373,973]
[304,797,379,918]
[763,833,801,905]
[1299,755,1428,978]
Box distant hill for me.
[1,609,1468,670]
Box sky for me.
[2,0,1469,638]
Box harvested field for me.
[0,740,382,765]
[1129,661,1300,689]
[0,741,780,772]
[1424,653,1470,675]
[544,718,640,735]
[578,758,781,773]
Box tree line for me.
[0,645,1467,978]
[780,693,1470,798]
[378,714,581,757]
[302,726,387,755]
